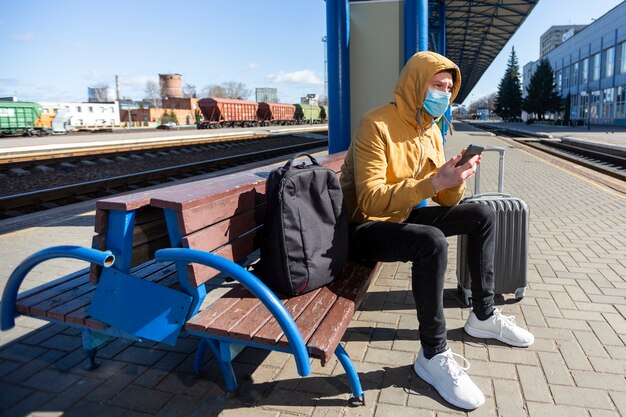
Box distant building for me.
[39,101,120,128]
[301,94,319,105]
[119,97,201,126]
[256,88,278,103]
[159,74,183,99]
[540,25,587,58]
[523,2,626,126]
[88,87,116,103]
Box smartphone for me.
[455,144,485,167]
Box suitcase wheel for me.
[514,287,526,301]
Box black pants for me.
[350,203,496,358]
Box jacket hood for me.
[393,51,461,128]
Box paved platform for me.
[467,120,626,149]
[0,122,625,417]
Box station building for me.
[38,101,121,129]
[523,2,626,126]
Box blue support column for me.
[418,0,428,51]
[438,0,446,55]
[326,0,351,153]
[404,0,418,62]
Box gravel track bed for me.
[1,135,319,197]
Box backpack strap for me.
[284,153,320,168]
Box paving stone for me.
[556,339,593,371]
[0,381,31,409]
[62,401,127,417]
[537,351,574,385]
[550,385,614,409]
[374,403,430,417]
[108,383,172,414]
[41,376,105,410]
[517,364,552,403]
[1,390,55,417]
[493,379,525,417]
[113,345,167,367]
[3,349,66,384]
[526,402,588,417]
[22,368,82,393]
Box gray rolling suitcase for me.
[456,146,529,306]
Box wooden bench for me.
[0,151,381,403]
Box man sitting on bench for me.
[339,51,534,410]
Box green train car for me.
[294,104,328,124]
[0,101,49,136]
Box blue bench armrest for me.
[155,248,311,378]
[1,246,115,331]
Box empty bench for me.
[0,151,381,403]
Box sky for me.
[1,0,623,106]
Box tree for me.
[183,83,197,98]
[494,47,523,121]
[468,92,497,116]
[200,81,251,99]
[145,80,161,108]
[522,58,562,120]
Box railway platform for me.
[0,125,329,162]
[0,123,625,416]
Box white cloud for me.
[266,69,322,85]
[248,63,259,69]
[11,32,34,42]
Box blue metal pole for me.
[326,0,351,153]
[154,248,311,377]
[404,0,418,62]
[335,343,364,403]
[1,246,115,330]
[417,0,428,52]
[438,0,446,55]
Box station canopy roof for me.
[429,0,539,103]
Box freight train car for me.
[257,102,296,126]
[197,97,259,128]
[295,103,327,124]
[0,101,50,136]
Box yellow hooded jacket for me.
[340,51,464,223]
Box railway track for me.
[471,123,626,184]
[0,135,327,219]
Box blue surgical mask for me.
[423,89,451,119]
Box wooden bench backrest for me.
[151,152,347,288]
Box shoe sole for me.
[464,324,533,347]
[412,361,484,410]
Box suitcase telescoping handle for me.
[473,146,509,197]
[284,152,320,168]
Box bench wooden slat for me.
[275,285,339,349]
[173,185,266,236]
[307,262,381,364]
[251,287,323,344]
[205,295,263,338]
[225,297,276,341]
[151,171,266,212]
[185,285,252,333]
[16,269,87,307]
[183,207,261,255]
[95,190,157,211]
[16,271,90,315]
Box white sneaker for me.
[464,308,534,347]
[413,348,485,410]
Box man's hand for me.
[431,151,480,194]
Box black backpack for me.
[256,153,349,295]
